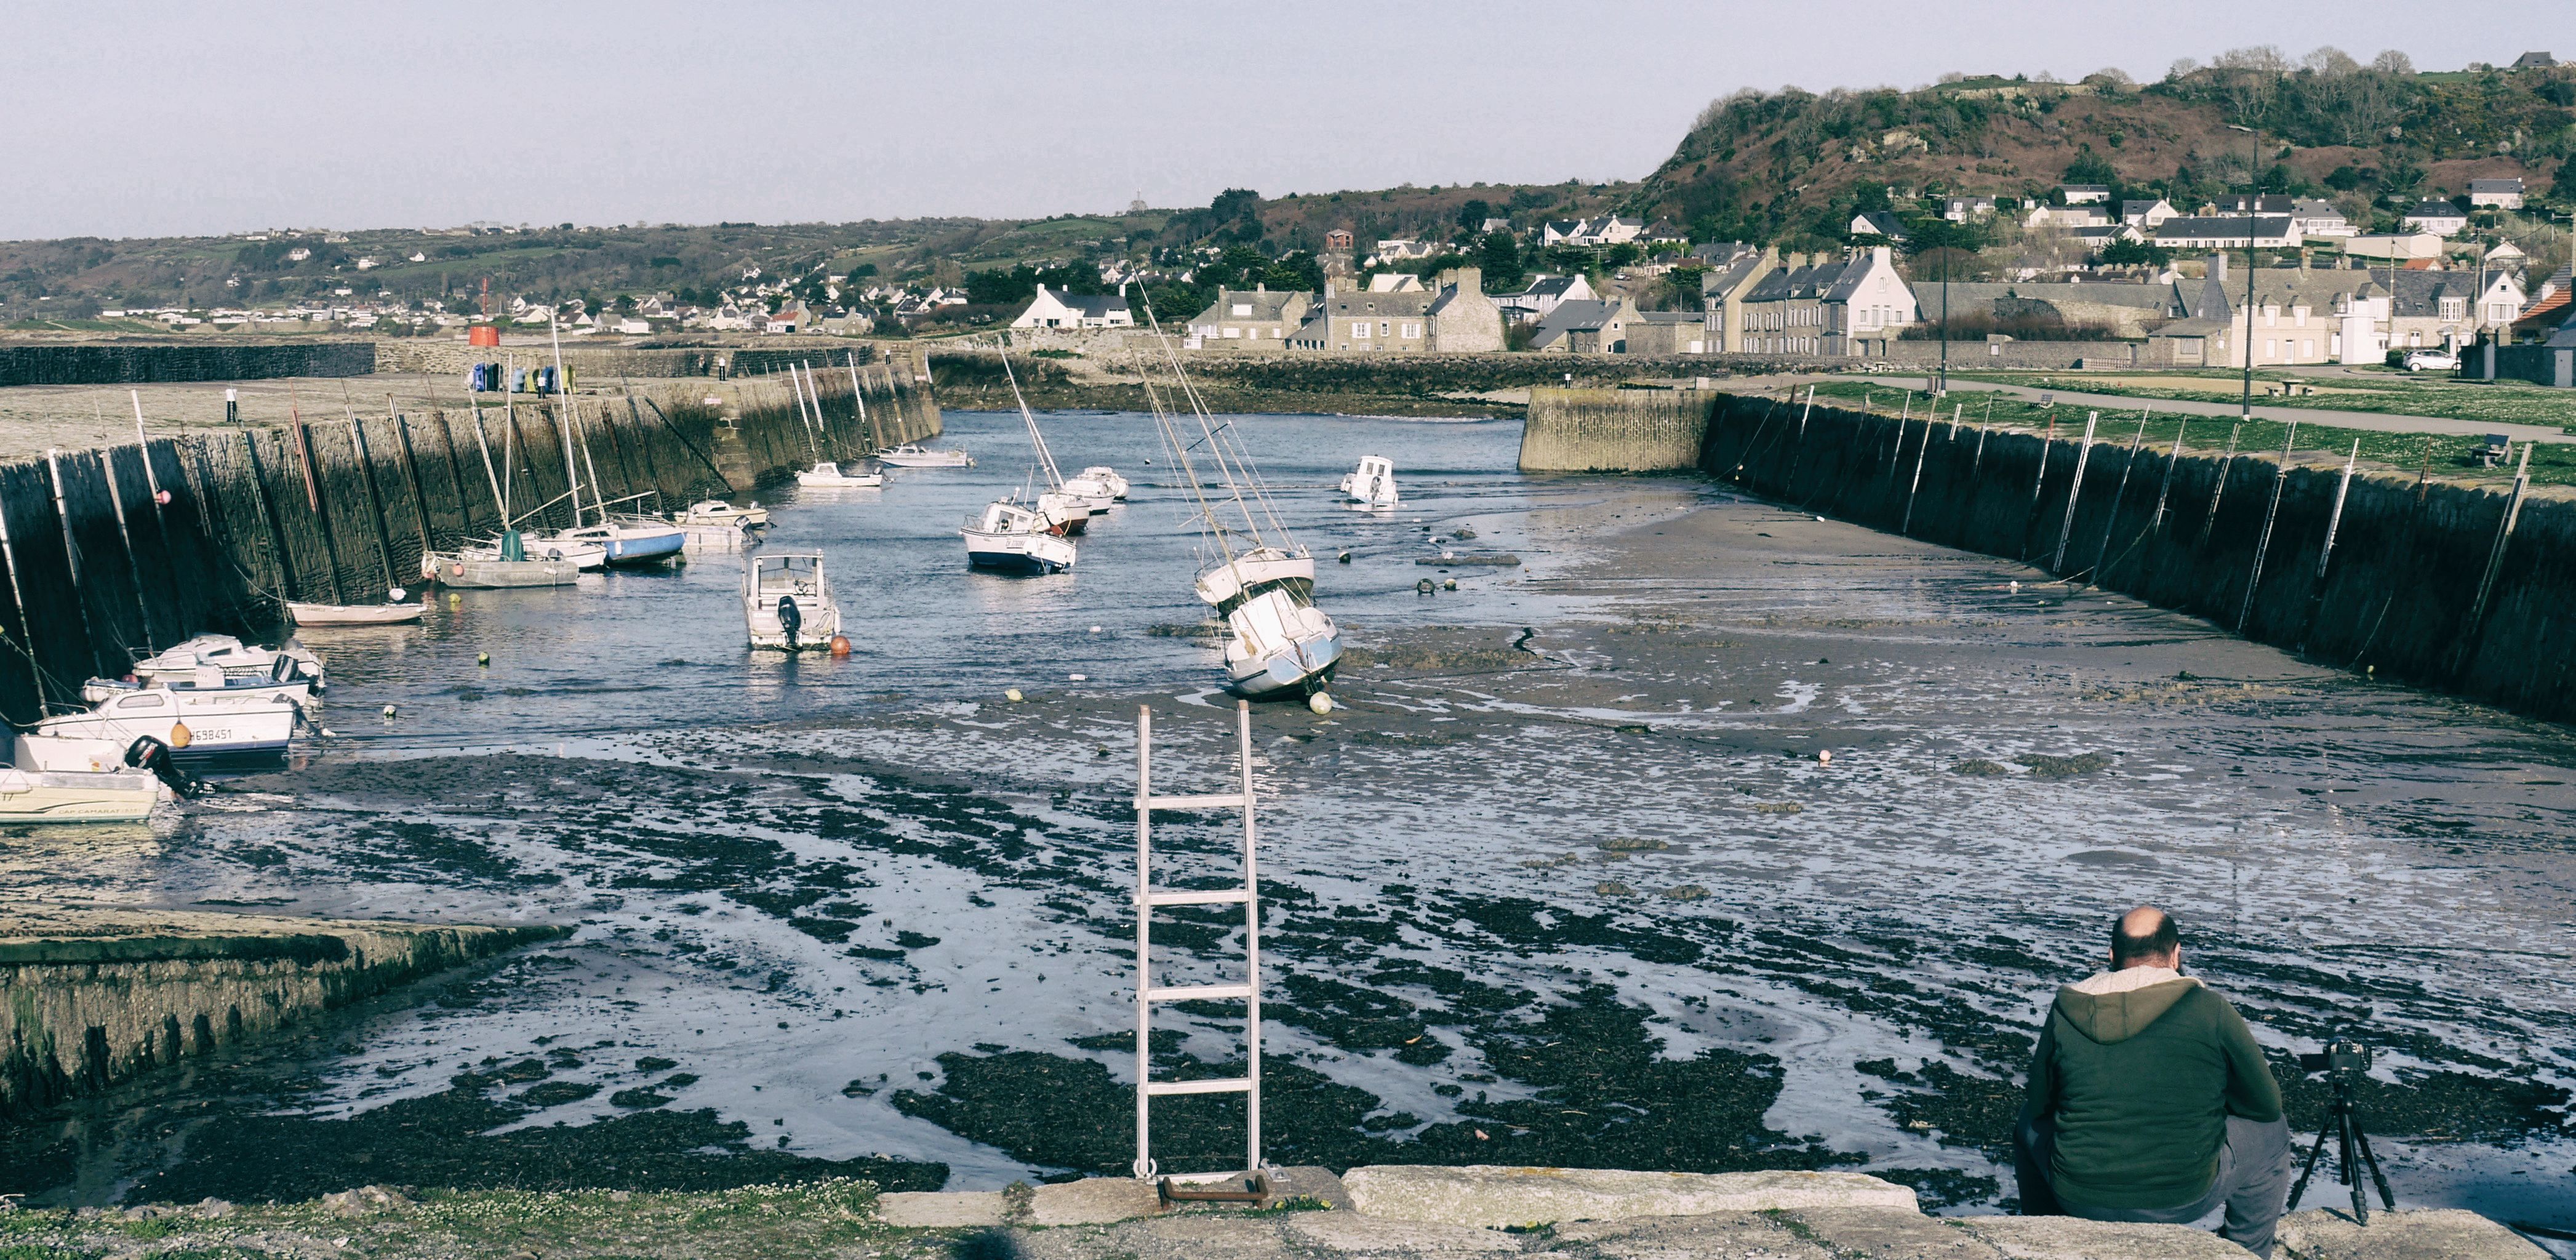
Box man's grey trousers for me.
[2015,1112,2293,1258]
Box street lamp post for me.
[2228,124,2258,420]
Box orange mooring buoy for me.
[169,722,193,748]
[828,635,852,657]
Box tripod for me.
[2286,1070,2396,1224]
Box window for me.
[1223,327,1241,338]
[2440,298,2465,321]
[1352,321,1370,339]
[2294,307,2308,327]
[1400,323,1420,339]
[1379,321,1391,337]
[1231,304,1252,317]
[2265,339,2276,359]
[2300,340,2313,358]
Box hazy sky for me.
[0,1,2544,241]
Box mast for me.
[847,351,884,454]
[549,316,585,526]
[996,335,1063,488]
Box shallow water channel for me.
[6,408,2571,1241]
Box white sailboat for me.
[519,316,687,567]
[786,361,885,486]
[965,342,1087,565]
[428,385,598,587]
[130,635,325,691]
[961,498,1078,574]
[1340,455,1400,508]
[1128,287,1340,699]
[679,500,769,528]
[878,443,974,467]
[1063,465,1130,501]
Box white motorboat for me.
[1341,455,1399,508]
[130,635,324,691]
[962,499,1078,574]
[679,500,769,528]
[745,553,844,650]
[877,443,973,468]
[796,460,885,488]
[0,765,163,824]
[1036,490,1095,536]
[83,659,314,710]
[1129,286,1341,699]
[1064,465,1129,501]
[15,732,130,773]
[37,686,302,765]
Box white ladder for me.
[1131,700,1262,1181]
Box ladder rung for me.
[1145,889,1249,906]
[1146,983,1252,1003]
[1141,792,1247,811]
[1146,1077,1252,1096]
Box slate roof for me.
[2468,179,2525,194]
[2156,215,2297,241]
[2404,201,2466,217]
[1743,260,1852,302]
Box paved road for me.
[1746,372,2574,443]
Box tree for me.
[2100,238,2172,267]
[2063,150,2118,187]
[1455,199,1492,233]
[1479,230,1526,290]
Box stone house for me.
[1012,285,1133,329]
[1625,310,1713,355]
[1700,247,1779,352]
[1184,286,1316,350]
[1527,298,1642,353]
[1731,246,1917,356]
[1286,267,1500,352]
[1904,279,2173,339]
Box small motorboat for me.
[878,443,973,468]
[425,531,583,588]
[289,587,425,627]
[131,634,324,691]
[745,553,843,651]
[1036,490,1095,536]
[36,686,302,766]
[679,500,770,528]
[1341,455,1399,508]
[84,657,315,710]
[0,765,164,824]
[796,460,886,488]
[14,732,130,773]
[1064,466,1130,501]
[962,499,1077,574]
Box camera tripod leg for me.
[2351,1122,2396,1211]
[2340,1109,2367,1224]
[2287,1118,2333,1210]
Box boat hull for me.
[289,602,425,626]
[964,537,1075,574]
[427,555,582,588]
[600,531,686,566]
[1226,635,1342,698]
[879,447,972,467]
[0,769,161,824]
[36,703,299,766]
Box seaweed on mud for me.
[2020,752,2113,779]
[1854,1060,2024,1158]
[1951,759,2010,776]
[2271,1051,2573,1143]
[1598,837,1671,854]
[1066,1030,1186,1054]
[1272,974,1452,1064]
[1431,894,1709,965]
[514,1081,600,1107]
[122,1083,945,1204]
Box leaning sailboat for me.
[961,343,1081,573]
[1128,287,1338,699]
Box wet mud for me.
[3,427,2570,1230]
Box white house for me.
[2026,204,2112,229]
[2477,271,2528,329]
[2060,183,2112,204]
[1494,273,1596,324]
[1011,284,1134,329]
[2154,215,2302,249]
[1943,195,1998,222]
[2467,178,2526,209]
[2289,199,2354,238]
[2399,201,2468,236]
[2121,198,2180,227]
[2343,232,2447,261]
[1849,211,1908,240]
[1540,215,1645,246]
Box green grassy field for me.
[1947,369,2576,432]
[1787,380,2576,487]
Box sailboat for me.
[519,316,687,566]
[786,361,884,486]
[961,343,1081,573]
[998,340,1092,538]
[1129,288,1340,699]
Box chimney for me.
[2207,253,2227,284]
[1871,244,1893,266]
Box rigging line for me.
[1124,340,1231,560]
[1128,287,1266,555]
[994,334,1063,487]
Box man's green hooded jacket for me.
[2020,971,2283,1209]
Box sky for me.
[0,1,2547,241]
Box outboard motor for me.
[777,595,803,649]
[123,736,204,798]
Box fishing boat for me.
[679,500,769,528]
[877,443,974,468]
[130,635,324,691]
[1128,287,1340,699]
[36,686,301,766]
[1063,465,1130,502]
[796,460,885,488]
[961,499,1077,574]
[744,553,844,650]
[424,530,583,588]
[0,765,163,824]
[1340,456,1399,508]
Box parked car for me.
[2402,348,2459,372]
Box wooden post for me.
[2234,420,2300,632]
[2086,411,2151,584]
[2051,411,2100,572]
[390,403,438,558]
[2454,443,2532,677]
[2315,439,2360,580]
[1900,409,1933,536]
[2198,421,2244,548]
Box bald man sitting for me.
[2016,907,2292,1257]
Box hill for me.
[1631,50,2576,249]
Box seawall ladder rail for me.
[1131,700,1262,1183]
